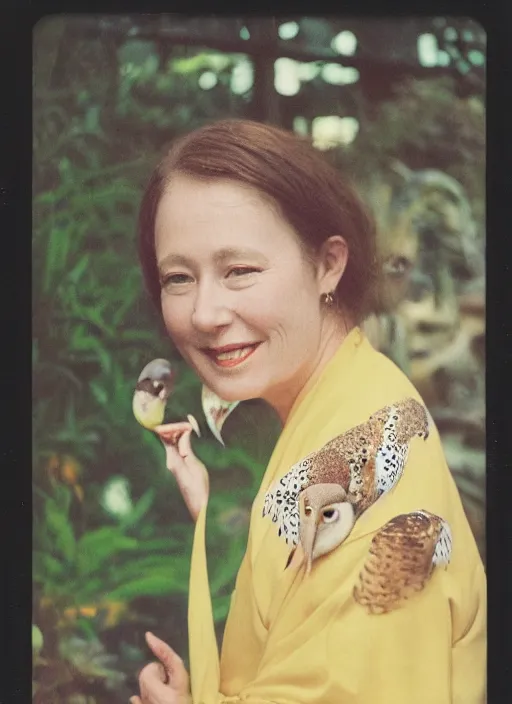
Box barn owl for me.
[263,398,431,560]
[353,509,452,613]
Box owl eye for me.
[322,508,339,523]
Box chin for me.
[209,381,258,403]
[201,374,265,403]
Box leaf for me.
[43,227,71,293]
[105,554,187,583]
[119,488,156,531]
[68,254,91,285]
[104,569,188,601]
[77,616,98,640]
[76,527,139,576]
[69,331,112,374]
[33,551,65,582]
[70,577,105,602]
[53,483,73,513]
[90,380,108,407]
[44,497,76,563]
[134,536,185,552]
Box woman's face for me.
[154,175,328,414]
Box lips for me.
[204,342,261,368]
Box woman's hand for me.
[130,632,191,704]
[154,422,209,522]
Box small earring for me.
[322,292,334,306]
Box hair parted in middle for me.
[138,119,378,323]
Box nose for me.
[191,281,233,333]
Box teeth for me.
[215,346,254,361]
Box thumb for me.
[145,632,188,690]
[130,698,142,704]
[177,429,193,459]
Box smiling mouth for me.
[204,343,261,368]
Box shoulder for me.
[305,334,427,445]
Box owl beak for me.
[300,517,320,576]
[286,543,306,571]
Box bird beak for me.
[286,543,306,571]
[300,519,319,577]
[201,385,239,445]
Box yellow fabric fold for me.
[188,505,220,704]
[188,328,486,703]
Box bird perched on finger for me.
[132,359,174,430]
[264,397,431,563]
[132,359,230,442]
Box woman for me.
[130,120,486,704]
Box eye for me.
[322,508,339,523]
[383,256,412,278]
[160,273,194,287]
[226,267,261,278]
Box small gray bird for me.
[132,359,174,430]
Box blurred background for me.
[32,14,485,703]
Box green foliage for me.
[32,23,278,702]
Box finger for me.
[129,697,142,704]
[177,429,193,459]
[139,662,172,700]
[154,422,192,445]
[145,632,189,690]
[139,661,168,684]
[162,442,185,474]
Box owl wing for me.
[262,399,431,547]
[262,455,314,546]
[373,399,429,499]
[353,510,452,614]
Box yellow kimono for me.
[189,327,486,703]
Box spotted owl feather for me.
[262,455,313,545]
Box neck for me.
[265,312,354,424]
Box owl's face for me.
[298,483,356,574]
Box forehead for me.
[157,175,274,228]
[154,175,299,257]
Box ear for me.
[315,235,349,295]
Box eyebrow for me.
[157,247,269,272]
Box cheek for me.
[161,295,191,342]
[244,281,319,339]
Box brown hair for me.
[138,119,377,323]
